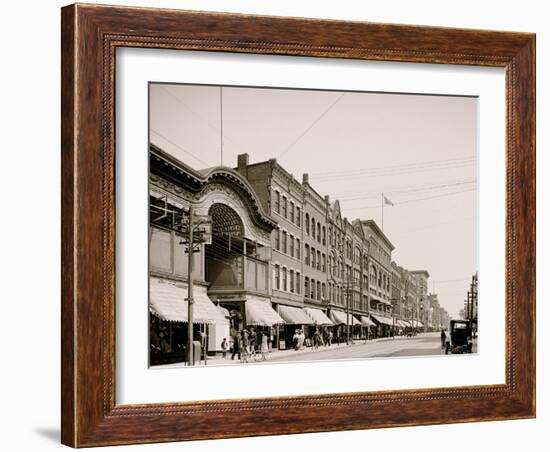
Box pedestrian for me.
[249,327,257,354]
[293,329,300,350]
[260,331,269,361]
[298,329,306,349]
[221,338,228,359]
[440,328,447,348]
[327,330,333,347]
[231,329,241,361]
[240,329,250,362]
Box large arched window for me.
[305,213,310,234]
[311,218,316,238]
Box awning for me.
[278,306,314,325]
[217,305,231,319]
[330,310,361,326]
[370,313,394,327]
[149,278,227,324]
[360,316,376,327]
[245,297,285,326]
[304,308,333,325]
[397,320,409,328]
[371,296,392,307]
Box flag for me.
[383,195,394,206]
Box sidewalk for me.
[157,333,436,368]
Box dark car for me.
[445,320,473,354]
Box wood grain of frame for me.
[61,3,536,447]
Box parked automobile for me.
[445,320,473,354]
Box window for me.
[311,279,316,299]
[317,250,321,270]
[274,190,280,214]
[296,239,301,259]
[290,235,294,257]
[322,253,326,272]
[274,228,280,250]
[305,213,310,234]
[296,207,301,227]
[311,218,316,238]
[274,265,280,290]
[282,231,287,254]
[296,272,301,294]
[290,201,294,223]
[282,267,287,291]
[311,247,316,268]
[282,196,287,218]
[322,226,326,245]
[289,270,294,293]
[150,227,172,272]
[354,247,361,265]
[305,244,310,265]
[317,281,321,300]
[304,277,309,298]
[317,222,321,242]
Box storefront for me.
[330,310,361,343]
[304,307,334,345]
[370,313,394,337]
[149,277,229,365]
[360,315,376,339]
[243,296,285,350]
[277,305,315,349]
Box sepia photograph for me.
[148,83,479,368]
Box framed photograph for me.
[61,4,535,447]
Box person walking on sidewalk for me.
[221,338,228,359]
[231,330,241,361]
[440,329,447,348]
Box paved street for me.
[155,332,478,369]
[267,332,447,363]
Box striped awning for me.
[245,297,284,326]
[330,310,361,326]
[360,316,376,327]
[278,306,314,325]
[149,278,227,324]
[370,313,394,326]
[304,307,333,325]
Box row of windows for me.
[273,190,301,227]
[273,265,301,294]
[304,277,325,301]
[274,229,301,259]
[304,244,326,272]
[371,240,391,266]
[370,265,391,292]
[305,213,326,245]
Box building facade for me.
[149,146,452,362]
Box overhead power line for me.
[277,93,346,159]
[150,129,211,167]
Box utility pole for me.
[346,272,350,345]
[150,197,211,367]
[187,205,195,366]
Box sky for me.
[149,83,478,318]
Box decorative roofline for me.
[150,144,277,232]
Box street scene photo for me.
[148,83,479,368]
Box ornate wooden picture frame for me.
[61,3,535,447]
